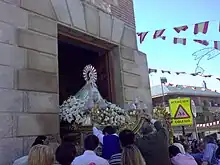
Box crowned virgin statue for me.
[59,64,148,138]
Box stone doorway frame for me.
[58,24,118,103]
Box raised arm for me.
[142,114,168,142]
[93,127,104,144]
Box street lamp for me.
[160,77,167,108]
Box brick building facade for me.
[0,0,152,164]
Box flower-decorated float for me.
[60,65,147,153]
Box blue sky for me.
[133,0,220,91]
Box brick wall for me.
[86,0,136,29]
[111,0,136,29]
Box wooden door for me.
[95,52,115,102]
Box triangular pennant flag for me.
[176,72,186,75]
[194,39,209,46]
[214,41,220,50]
[161,70,171,74]
[153,29,166,39]
[173,37,186,45]
[190,73,198,76]
[173,25,188,33]
[194,21,209,35]
[203,75,212,78]
[216,78,220,81]
[149,68,157,73]
[137,32,148,44]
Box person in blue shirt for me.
[202,136,218,165]
[93,126,121,160]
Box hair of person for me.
[119,129,135,147]
[173,136,178,143]
[121,144,146,165]
[169,145,181,157]
[84,135,99,151]
[32,136,47,147]
[207,136,216,143]
[28,144,54,165]
[56,142,76,165]
[141,122,153,135]
[62,135,74,143]
[103,126,116,135]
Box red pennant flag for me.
[137,32,148,44]
[173,25,188,33]
[173,37,186,45]
[161,70,171,74]
[194,21,209,35]
[214,41,220,50]
[149,68,157,73]
[176,72,186,75]
[153,29,165,39]
[193,39,209,46]
[203,75,212,78]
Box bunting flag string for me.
[163,83,218,92]
[138,34,220,51]
[197,121,220,128]
[137,20,220,48]
[149,68,220,82]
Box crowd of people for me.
[12,114,220,165]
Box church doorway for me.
[58,26,118,142]
[58,30,116,105]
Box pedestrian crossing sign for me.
[169,98,193,126]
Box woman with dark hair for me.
[109,129,135,165]
[169,145,197,165]
[56,142,76,165]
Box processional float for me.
[59,65,147,152]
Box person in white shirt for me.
[173,142,186,154]
[93,126,121,160]
[72,135,109,165]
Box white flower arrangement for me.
[60,95,130,127]
[91,101,130,127]
[60,96,87,125]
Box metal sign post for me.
[191,100,199,140]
